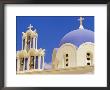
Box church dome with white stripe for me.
[52,17,94,70]
[59,29,94,47]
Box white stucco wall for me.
[55,43,77,69]
[77,42,94,67]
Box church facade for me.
[16,24,45,73]
[52,17,94,69]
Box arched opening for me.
[40,56,43,69]
[35,56,38,69]
[20,58,24,71]
[25,58,28,70]
[35,38,36,49]
[30,56,34,69]
[16,58,17,71]
[31,38,33,48]
[27,35,31,51]
[23,39,25,50]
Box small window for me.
[87,58,90,60]
[87,53,90,56]
[66,59,68,62]
[87,63,90,65]
[66,54,68,57]
[66,63,68,66]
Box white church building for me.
[16,24,45,73]
[52,17,94,69]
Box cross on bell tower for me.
[28,24,33,30]
[78,16,84,30]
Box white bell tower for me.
[22,24,38,51]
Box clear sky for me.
[16,16,94,64]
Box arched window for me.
[25,58,28,70]
[66,54,68,57]
[66,59,68,62]
[87,63,90,65]
[66,63,68,66]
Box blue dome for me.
[59,29,94,47]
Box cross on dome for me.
[78,16,84,30]
[28,24,33,30]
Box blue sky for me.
[16,16,94,63]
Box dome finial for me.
[78,16,84,30]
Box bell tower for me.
[22,24,38,52]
